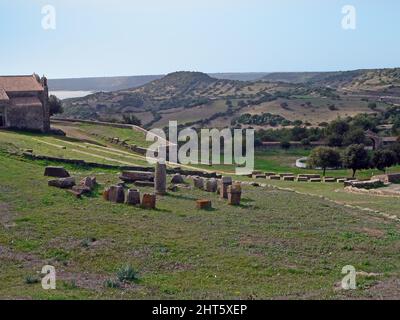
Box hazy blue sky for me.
[1,0,399,78]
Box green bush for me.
[116,265,139,283]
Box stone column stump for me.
[193,177,205,190]
[219,176,233,199]
[196,199,212,210]
[155,162,167,195]
[108,185,125,203]
[228,183,242,206]
[126,189,141,206]
[141,193,156,209]
[205,178,218,193]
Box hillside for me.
[261,69,400,91]
[49,75,163,92]
[61,69,400,129]
[49,73,269,92]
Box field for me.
[1,124,400,299]
[2,151,400,299]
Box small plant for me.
[116,265,139,283]
[25,275,40,285]
[104,278,121,289]
[62,280,78,290]
[81,237,97,248]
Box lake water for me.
[49,91,93,100]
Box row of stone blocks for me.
[251,171,353,184]
[103,186,156,209]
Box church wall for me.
[5,104,45,132]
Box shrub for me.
[25,275,40,285]
[116,265,139,283]
[104,278,121,289]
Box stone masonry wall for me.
[5,104,45,131]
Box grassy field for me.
[0,129,150,167]
[52,121,152,148]
[1,151,400,299]
[254,148,400,179]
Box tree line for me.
[308,143,400,177]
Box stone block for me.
[108,185,125,203]
[196,199,212,210]
[126,189,141,205]
[193,177,205,190]
[141,193,156,209]
[103,188,110,201]
[265,172,276,177]
[253,174,266,179]
[297,177,309,182]
[48,177,76,189]
[44,166,70,178]
[120,171,154,183]
[171,173,185,184]
[269,175,281,180]
[279,173,294,177]
[283,176,295,181]
[227,183,242,206]
[80,177,97,190]
[205,178,218,192]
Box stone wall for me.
[5,104,45,132]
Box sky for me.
[1,0,399,79]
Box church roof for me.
[0,75,44,93]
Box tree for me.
[326,118,350,147]
[48,95,63,116]
[372,149,397,172]
[327,134,344,147]
[308,147,342,176]
[343,127,366,145]
[327,118,350,136]
[342,144,371,178]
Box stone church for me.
[0,74,50,132]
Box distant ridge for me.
[49,73,270,92]
[49,75,163,92]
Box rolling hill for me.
[49,73,269,92]
[60,69,400,129]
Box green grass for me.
[77,123,152,148]
[0,129,150,167]
[1,151,400,299]
[254,148,400,179]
